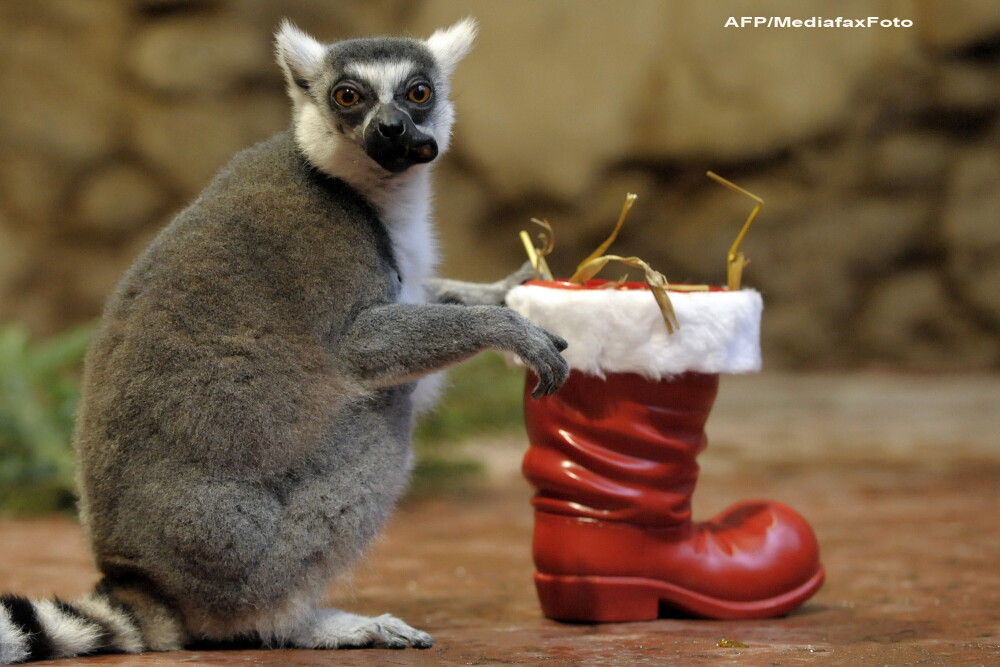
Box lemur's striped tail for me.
[0,577,184,665]
[0,591,142,664]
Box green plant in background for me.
[415,351,526,444]
[409,351,527,497]
[0,323,93,514]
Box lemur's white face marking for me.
[346,61,418,104]
[274,18,476,180]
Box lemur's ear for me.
[275,19,326,93]
[425,17,477,77]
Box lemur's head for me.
[275,18,476,177]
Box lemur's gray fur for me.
[0,18,568,663]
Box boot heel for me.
[534,573,660,623]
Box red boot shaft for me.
[523,371,716,526]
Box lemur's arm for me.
[338,302,568,398]
[424,262,536,306]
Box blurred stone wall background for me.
[1,0,998,369]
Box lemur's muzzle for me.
[364,106,438,173]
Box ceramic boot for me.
[508,280,824,622]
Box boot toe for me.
[663,500,823,617]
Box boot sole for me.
[535,566,826,622]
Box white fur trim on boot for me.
[506,283,763,378]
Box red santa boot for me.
[507,279,824,622]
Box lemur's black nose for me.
[365,106,436,172]
[377,120,405,138]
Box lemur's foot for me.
[291,609,434,649]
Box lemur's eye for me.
[333,87,362,108]
[407,83,433,105]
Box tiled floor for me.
[2,373,998,666]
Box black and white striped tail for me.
[0,592,144,664]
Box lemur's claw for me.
[530,337,569,399]
[506,311,568,399]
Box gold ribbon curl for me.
[706,171,763,291]
[567,193,678,334]
[519,218,555,281]
[571,253,679,334]
[517,174,765,336]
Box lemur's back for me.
[73,132,414,632]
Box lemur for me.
[0,18,568,663]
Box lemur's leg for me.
[338,302,568,398]
[284,608,433,649]
[424,262,535,306]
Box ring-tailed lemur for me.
[0,18,568,663]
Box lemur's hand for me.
[502,261,539,290]
[424,261,541,307]
[497,310,569,398]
